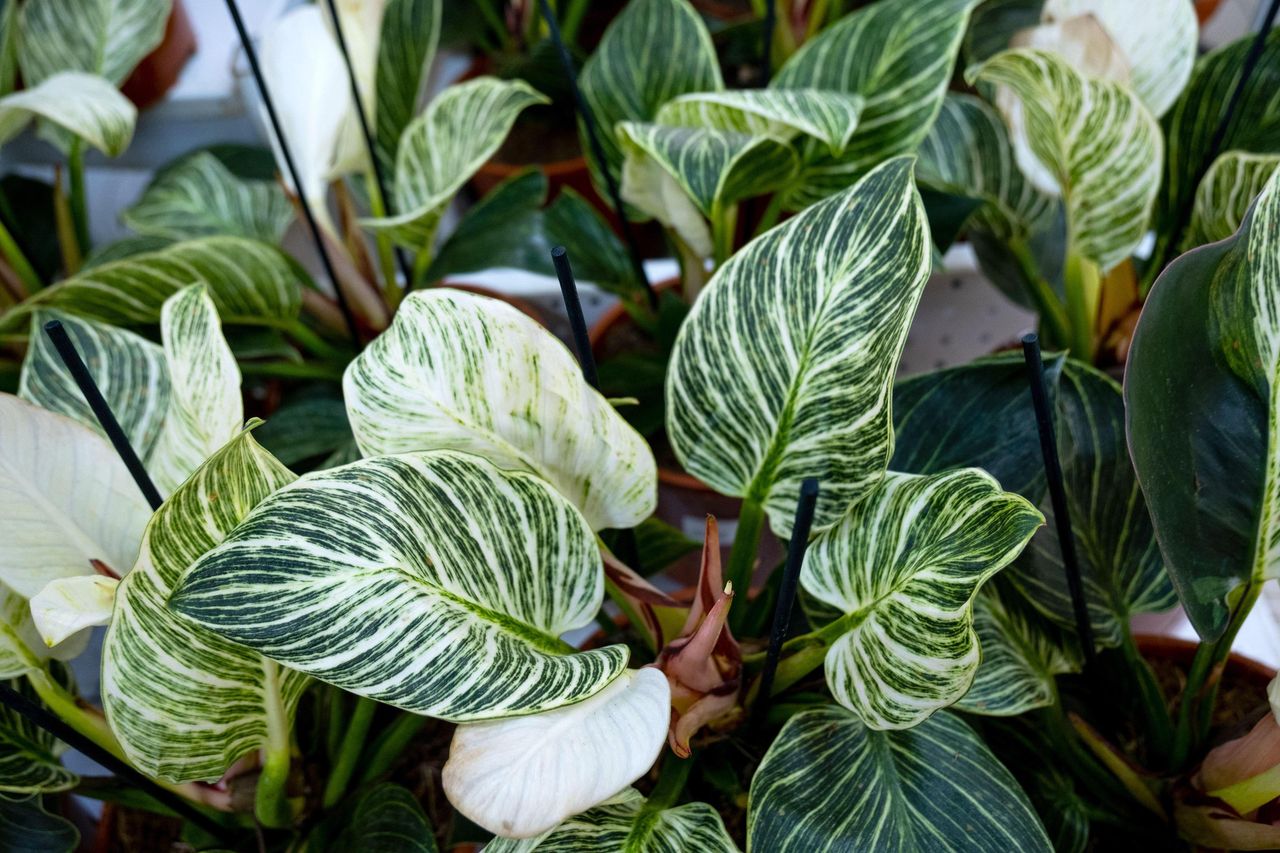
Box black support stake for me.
[0,682,231,841]
[761,0,777,85]
[322,0,415,290]
[44,321,163,512]
[551,246,599,389]
[751,477,820,729]
[537,0,657,310]
[1022,334,1096,666]
[223,0,361,346]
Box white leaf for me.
[0,71,135,155]
[29,575,118,647]
[443,668,670,839]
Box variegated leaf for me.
[770,0,978,209]
[17,0,168,86]
[170,451,629,721]
[20,310,169,462]
[30,575,118,648]
[617,122,796,255]
[374,0,441,178]
[0,677,76,793]
[1009,14,1131,90]
[328,783,438,853]
[1038,0,1197,117]
[148,284,243,495]
[1186,151,1280,248]
[802,469,1042,729]
[748,706,1051,852]
[364,78,547,250]
[0,72,135,155]
[344,290,655,531]
[444,668,670,839]
[326,0,390,176]
[0,793,79,852]
[0,394,151,597]
[122,151,294,243]
[1126,169,1280,640]
[657,89,864,155]
[577,0,722,197]
[971,48,1162,272]
[665,157,929,537]
[102,428,309,781]
[0,237,303,332]
[955,585,1079,717]
[487,788,737,852]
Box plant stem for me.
[726,498,766,632]
[357,712,430,786]
[26,668,122,761]
[1008,239,1070,347]
[711,203,738,269]
[1117,621,1174,767]
[645,755,692,810]
[0,216,40,293]
[67,139,91,256]
[561,0,591,46]
[52,167,82,275]
[754,193,785,238]
[363,172,400,302]
[254,662,293,828]
[323,696,377,808]
[1063,249,1099,361]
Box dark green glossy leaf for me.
[426,170,549,283]
[330,784,437,853]
[0,793,78,853]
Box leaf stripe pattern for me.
[335,784,438,852]
[1186,151,1280,248]
[18,0,167,86]
[122,152,294,243]
[657,89,865,154]
[771,0,978,209]
[803,469,1043,729]
[971,48,1162,272]
[0,677,76,794]
[0,72,135,155]
[666,156,930,537]
[487,788,737,852]
[345,290,655,531]
[1,237,303,332]
[374,0,441,179]
[748,706,1052,852]
[171,451,629,721]
[103,429,308,781]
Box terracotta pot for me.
[1195,0,1227,24]
[1135,634,1276,687]
[589,278,783,585]
[120,0,197,110]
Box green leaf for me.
[617,121,796,254]
[954,585,1079,716]
[666,156,930,537]
[443,668,669,838]
[0,792,79,852]
[122,151,294,243]
[577,0,722,199]
[330,784,438,853]
[770,0,979,209]
[255,391,354,469]
[748,706,1051,852]
[963,0,1043,66]
[630,518,701,576]
[543,189,640,300]
[426,170,550,283]
[365,78,548,250]
[17,0,168,86]
[0,175,61,283]
[1125,169,1280,640]
[375,0,442,179]
[0,394,151,597]
[344,289,655,531]
[657,89,865,155]
[0,678,76,793]
[802,469,1042,728]
[0,72,135,155]
[102,428,308,782]
[170,451,629,721]
[1186,151,1280,249]
[81,235,172,270]
[1,237,304,332]
[0,1,18,96]
[970,48,1161,272]
[486,788,736,852]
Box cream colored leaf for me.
[29,575,117,648]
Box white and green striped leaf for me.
[657,89,864,155]
[1037,0,1197,117]
[345,290,655,531]
[802,469,1042,729]
[618,122,796,256]
[170,451,629,721]
[0,394,151,598]
[577,0,722,197]
[0,793,79,851]
[488,788,737,852]
[770,0,979,209]
[1186,151,1280,249]
[0,237,304,332]
[364,78,547,249]
[0,677,76,794]
[374,0,441,178]
[1008,14,1131,91]
[665,156,929,537]
[917,94,1054,242]
[327,783,438,853]
[970,48,1162,272]
[748,706,1051,852]
[122,152,294,243]
[0,72,134,155]
[17,0,168,86]
[955,585,1079,717]
[443,668,670,839]
[102,428,309,782]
